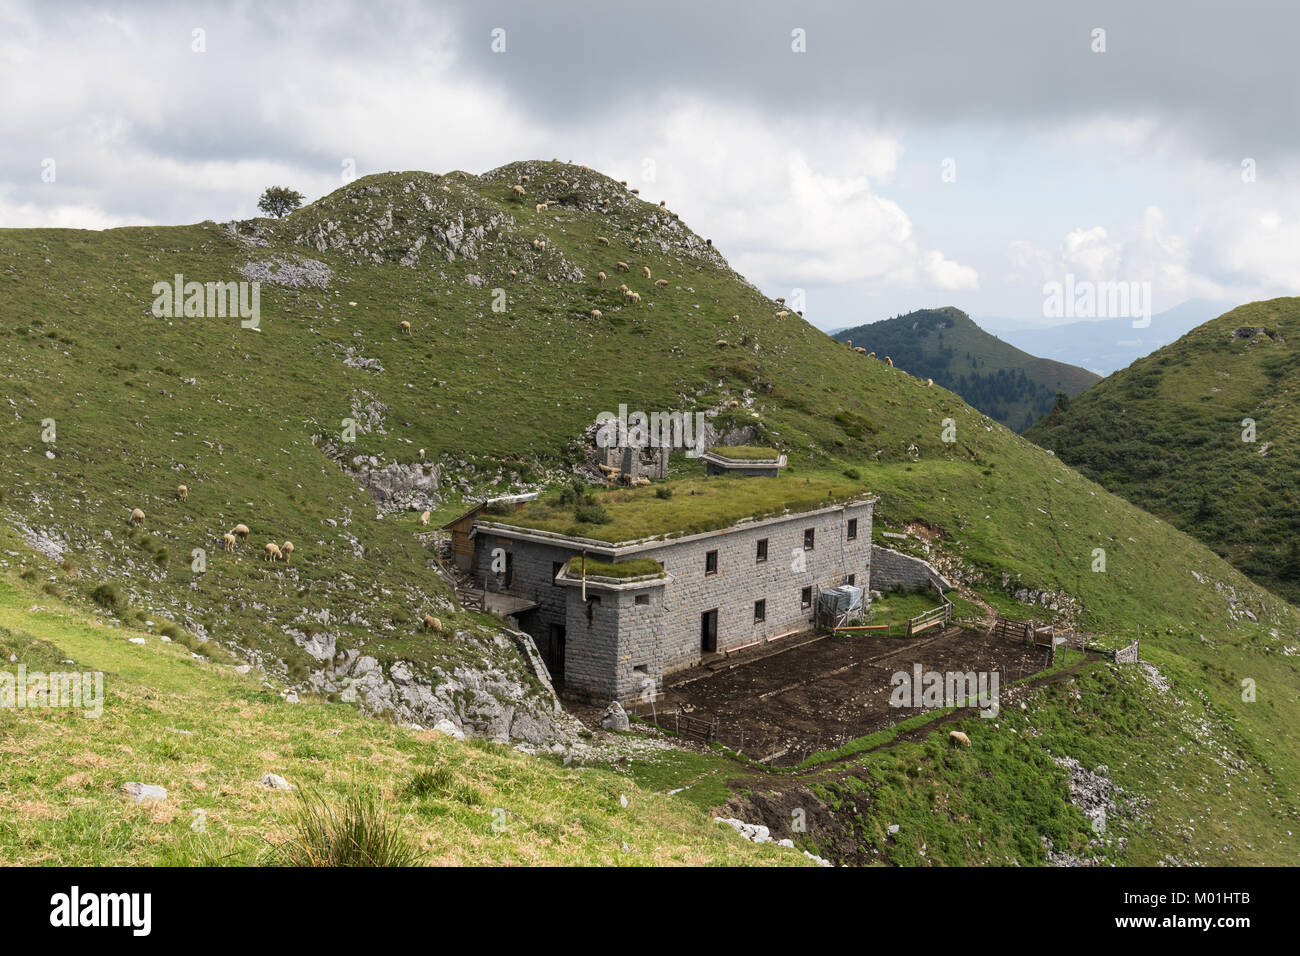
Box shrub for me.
[573,502,610,525]
[89,582,123,610]
[655,486,673,499]
[264,787,420,867]
[843,467,861,480]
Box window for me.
[800,586,812,609]
[847,518,858,540]
[754,599,766,623]
[846,574,856,586]
[552,561,565,584]
[756,538,769,563]
[803,528,815,551]
[705,550,719,576]
[635,593,650,606]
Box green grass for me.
[492,475,869,543]
[563,556,665,579]
[0,572,800,866]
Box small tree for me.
[257,186,304,218]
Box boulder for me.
[434,718,466,740]
[600,700,630,732]
[260,773,293,791]
[120,782,167,803]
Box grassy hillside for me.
[833,307,1100,431]
[2,162,1298,865]
[0,563,793,865]
[1026,298,1300,604]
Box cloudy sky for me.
[3,0,1299,330]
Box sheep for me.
[633,237,642,246]
[232,524,250,541]
[949,730,971,747]
[130,508,145,527]
[597,271,607,283]
[559,178,568,186]
[281,541,294,563]
[618,283,629,292]
[177,484,188,501]
[854,346,867,354]
[867,352,875,359]
[642,266,652,279]
[535,202,548,213]
[441,185,451,193]
[221,532,237,552]
[508,268,518,277]
[419,510,431,526]
[399,320,411,335]
[885,356,894,367]
[590,309,602,319]
[654,278,669,287]
[926,378,934,387]
[616,261,630,272]
[418,448,425,460]
[631,188,640,194]
[776,310,789,318]
[511,184,525,196]
[422,615,442,632]
[597,236,610,245]
[521,175,530,183]
[631,476,651,487]
[731,314,739,321]
[263,542,283,562]
[625,291,641,304]
[775,297,786,304]
[597,463,620,477]
[532,238,546,250]
[728,399,740,408]
[716,339,728,348]
[705,237,711,245]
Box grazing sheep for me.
[728,399,740,408]
[731,314,739,321]
[654,278,669,287]
[625,290,641,304]
[885,356,894,367]
[926,378,934,387]
[281,541,294,563]
[597,236,610,245]
[521,175,530,183]
[440,185,451,193]
[631,188,640,194]
[618,283,628,292]
[616,261,630,272]
[776,310,789,318]
[642,266,652,279]
[422,614,442,632]
[854,346,867,354]
[597,271,607,283]
[867,352,876,359]
[418,448,425,460]
[508,268,517,277]
[949,730,971,747]
[633,237,641,246]
[511,184,525,196]
[263,542,283,562]
[232,524,250,541]
[776,297,786,304]
[221,532,237,551]
[559,178,569,186]
[716,339,728,348]
[631,476,651,487]
[532,238,546,250]
[130,508,145,527]
[621,180,628,186]
[590,309,602,319]
[177,484,188,501]
[399,320,411,335]
[419,510,431,526]
[535,203,548,213]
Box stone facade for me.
[471,498,875,702]
[869,544,951,593]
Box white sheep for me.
[221,532,237,551]
[399,320,411,335]
[598,271,607,283]
[535,202,548,213]
[422,615,442,632]
[176,484,188,501]
[926,378,934,387]
[232,523,250,541]
[716,339,728,348]
[616,261,630,272]
[532,238,546,250]
[590,309,602,319]
[511,184,525,196]
[642,266,652,279]
[597,236,610,245]
[263,542,283,562]
[885,356,894,367]
[654,278,669,287]
[281,541,294,563]
[130,508,145,527]
[776,310,789,318]
[419,510,431,526]
[625,291,641,304]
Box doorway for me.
[700,609,718,653]
[546,624,566,683]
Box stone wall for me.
[870,544,950,593]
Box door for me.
[701,609,718,653]
[504,552,514,588]
[547,625,566,684]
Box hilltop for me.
[2,162,1298,864]
[832,308,1100,431]
[1026,298,1300,604]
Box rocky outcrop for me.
[348,456,441,512]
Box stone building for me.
[464,491,876,702]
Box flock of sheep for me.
[129,485,294,565]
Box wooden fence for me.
[906,600,953,638]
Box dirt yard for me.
[648,626,1051,766]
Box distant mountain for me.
[832,307,1101,432]
[988,299,1226,376]
[1025,298,1300,603]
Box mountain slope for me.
[1025,298,1300,604]
[991,299,1225,376]
[1,162,1298,865]
[832,307,1100,431]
